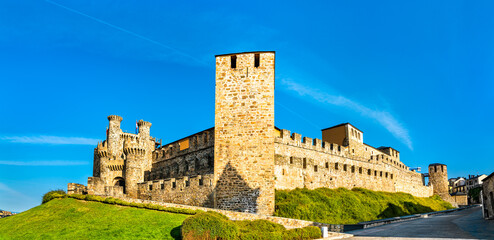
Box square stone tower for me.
[214,51,275,215]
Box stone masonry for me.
[72,51,451,216]
[214,52,276,215]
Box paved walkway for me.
[347,206,494,240]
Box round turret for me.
[428,163,449,196]
[108,115,123,122]
[123,138,146,156]
[137,120,152,137]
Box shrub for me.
[181,211,239,240]
[239,231,283,240]
[42,190,66,204]
[103,197,117,205]
[236,219,286,233]
[85,195,105,202]
[282,226,321,240]
[69,194,86,200]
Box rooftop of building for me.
[215,51,276,57]
[321,122,364,133]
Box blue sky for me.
[0,0,493,212]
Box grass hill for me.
[0,198,187,239]
[275,187,454,224]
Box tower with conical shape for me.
[213,51,276,215]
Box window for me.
[338,146,341,151]
[391,174,394,179]
[344,164,347,171]
[303,158,307,169]
[352,149,355,153]
[314,165,318,172]
[199,179,203,186]
[335,163,339,170]
[374,171,377,176]
[385,172,388,178]
[351,166,355,173]
[330,144,333,150]
[282,169,285,175]
[172,182,176,189]
[290,157,294,164]
[359,167,362,174]
[185,180,190,187]
[325,162,329,169]
[254,54,260,67]
[149,185,153,191]
[368,169,371,175]
[179,139,189,151]
[380,171,383,177]
[231,55,237,68]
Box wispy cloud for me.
[0,160,88,166]
[0,135,99,145]
[0,182,31,199]
[281,79,413,150]
[44,0,206,66]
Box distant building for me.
[482,172,494,219]
[466,174,487,192]
[0,210,15,218]
[449,177,466,194]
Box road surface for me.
[347,206,494,240]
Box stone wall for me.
[482,173,494,219]
[214,52,276,215]
[67,183,87,195]
[274,129,433,198]
[451,194,468,206]
[137,174,214,207]
[147,128,214,181]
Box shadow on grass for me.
[378,202,434,219]
[171,225,182,240]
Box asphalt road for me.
[347,206,494,240]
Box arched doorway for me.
[113,177,125,193]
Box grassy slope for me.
[275,187,454,224]
[0,198,188,240]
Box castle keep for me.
[74,51,450,215]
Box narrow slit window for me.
[254,54,260,67]
[303,158,307,169]
[314,165,318,172]
[231,55,237,68]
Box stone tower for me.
[107,115,123,157]
[428,163,449,197]
[214,51,276,215]
[123,135,146,198]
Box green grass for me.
[0,198,188,240]
[275,187,454,224]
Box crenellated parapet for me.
[96,141,108,158]
[123,141,146,156]
[137,120,152,128]
[276,129,348,157]
[108,115,123,122]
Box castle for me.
[70,52,452,215]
